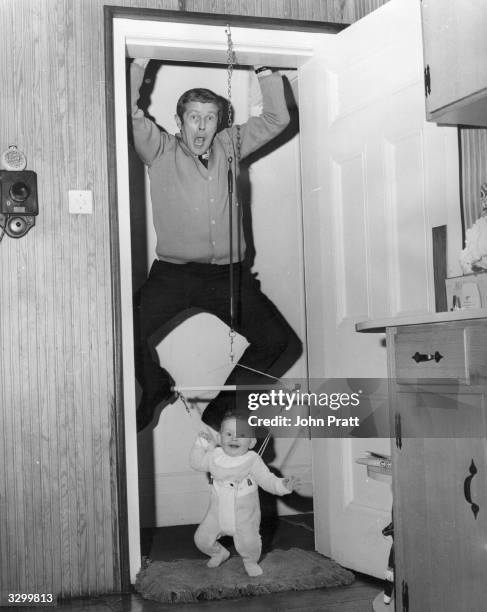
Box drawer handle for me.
[395,413,402,449]
[402,580,409,612]
[411,351,443,363]
[464,459,480,520]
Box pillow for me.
[149,308,249,401]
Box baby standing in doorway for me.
[190,412,300,577]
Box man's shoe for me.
[136,386,177,433]
[201,393,236,432]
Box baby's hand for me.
[198,431,213,442]
[198,430,217,448]
[283,475,301,493]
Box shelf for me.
[355,309,487,333]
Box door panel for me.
[301,0,460,577]
[393,437,487,611]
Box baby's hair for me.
[220,410,253,437]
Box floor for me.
[7,515,383,612]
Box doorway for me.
[105,10,343,584]
[131,57,310,526]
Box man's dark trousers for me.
[134,259,303,430]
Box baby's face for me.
[220,417,254,457]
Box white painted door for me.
[299,0,461,577]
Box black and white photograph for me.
[1,1,487,611]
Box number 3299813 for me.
[7,593,55,605]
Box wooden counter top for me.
[356,308,487,333]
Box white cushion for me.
[152,310,249,401]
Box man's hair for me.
[176,88,223,123]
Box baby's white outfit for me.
[190,437,291,573]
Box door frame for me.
[103,7,346,587]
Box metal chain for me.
[225,24,235,128]
[225,24,240,162]
[229,329,236,363]
[225,24,237,362]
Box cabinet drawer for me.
[394,325,468,384]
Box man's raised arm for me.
[235,66,291,160]
[130,59,166,166]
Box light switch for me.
[69,190,93,214]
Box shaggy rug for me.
[135,548,355,603]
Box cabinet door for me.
[390,321,487,611]
[421,0,487,125]
[392,434,487,612]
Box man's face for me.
[175,101,219,156]
[220,418,255,458]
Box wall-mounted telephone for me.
[0,170,38,238]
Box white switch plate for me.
[69,190,93,214]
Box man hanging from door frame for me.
[130,58,302,432]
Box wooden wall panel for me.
[0,0,389,599]
[0,0,118,600]
[182,0,389,22]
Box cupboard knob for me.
[395,413,402,449]
[424,64,431,97]
[402,580,409,611]
[411,351,443,363]
[464,459,480,520]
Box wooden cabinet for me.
[421,0,487,126]
[387,319,487,611]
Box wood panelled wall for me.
[460,128,487,234]
[0,0,389,599]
